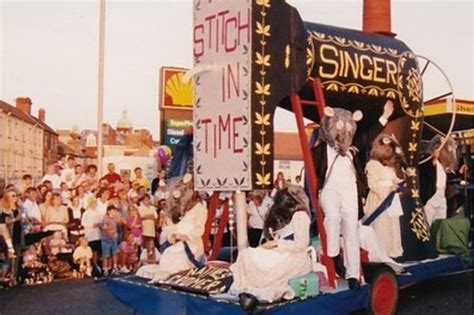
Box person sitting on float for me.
[136,174,208,282]
[229,184,312,303]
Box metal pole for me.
[234,190,249,252]
[97,0,106,176]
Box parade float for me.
[108,0,472,313]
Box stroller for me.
[21,242,53,285]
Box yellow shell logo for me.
[165,72,193,106]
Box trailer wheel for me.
[369,266,398,315]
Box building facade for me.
[0,99,44,183]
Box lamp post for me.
[97,0,106,176]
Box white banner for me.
[193,0,252,191]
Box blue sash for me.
[362,183,405,226]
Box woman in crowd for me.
[247,190,273,247]
[2,189,23,283]
[81,197,102,267]
[39,190,53,221]
[43,193,69,238]
[67,195,85,243]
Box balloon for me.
[156,145,172,165]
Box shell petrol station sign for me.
[159,67,194,151]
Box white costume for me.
[424,161,447,226]
[319,145,360,280]
[141,202,207,282]
[230,211,312,302]
[364,160,404,258]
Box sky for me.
[1,0,473,140]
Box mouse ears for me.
[323,107,363,122]
[323,107,335,117]
[352,110,363,122]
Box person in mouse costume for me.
[364,133,406,259]
[419,135,460,227]
[311,100,394,290]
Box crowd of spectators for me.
[0,156,302,287]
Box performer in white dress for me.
[364,134,406,259]
[230,185,312,302]
[137,174,208,282]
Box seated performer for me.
[136,174,207,282]
[364,134,406,259]
[230,185,312,303]
[312,100,393,290]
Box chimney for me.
[38,108,46,122]
[362,0,396,37]
[15,97,32,115]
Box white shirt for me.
[81,208,103,241]
[97,200,107,217]
[247,196,273,229]
[435,161,447,193]
[73,245,93,261]
[23,199,42,222]
[61,168,75,188]
[42,174,62,190]
[323,145,358,207]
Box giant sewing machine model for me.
[108,1,471,314]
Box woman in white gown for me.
[230,185,312,302]
[136,175,207,281]
[364,134,406,259]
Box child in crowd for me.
[101,206,119,276]
[118,233,139,273]
[135,239,161,279]
[126,205,142,246]
[60,182,71,205]
[49,231,72,255]
[138,194,157,245]
[22,245,52,285]
[73,237,93,277]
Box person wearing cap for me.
[153,180,168,202]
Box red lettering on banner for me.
[238,9,250,46]
[233,116,243,153]
[199,115,244,157]
[221,63,240,103]
[202,119,212,153]
[218,115,231,150]
[193,8,250,56]
[193,25,204,58]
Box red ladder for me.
[290,78,337,288]
[202,192,230,261]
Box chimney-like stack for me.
[15,97,32,115]
[38,108,46,122]
[362,0,395,37]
